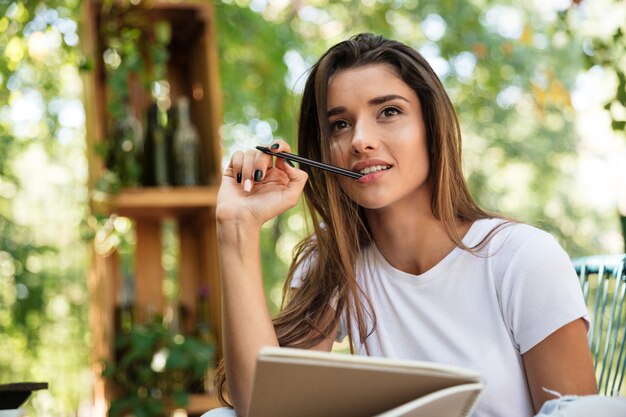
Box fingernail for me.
[254,169,263,182]
[270,143,279,150]
[286,160,295,168]
[243,179,252,192]
[236,173,242,183]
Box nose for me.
[350,119,378,154]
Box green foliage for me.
[102,319,215,417]
[571,1,626,138]
[0,2,91,414]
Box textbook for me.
[247,346,484,417]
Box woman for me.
[209,33,597,417]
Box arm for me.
[218,222,278,417]
[522,318,597,413]
[219,227,336,417]
[216,141,312,416]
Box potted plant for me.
[102,319,215,417]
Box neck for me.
[365,195,471,276]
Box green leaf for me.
[172,389,189,407]
[616,72,626,105]
[165,348,191,370]
[154,21,171,45]
[108,396,134,417]
[611,119,626,131]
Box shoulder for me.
[485,220,580,303]
[470,219,576,294]
[473,219,567,262]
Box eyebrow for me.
[327,94,410,117]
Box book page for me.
[247,347,483,417]
[375,383,484,417]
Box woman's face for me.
[327,63,431,211]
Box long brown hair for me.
[216,33,502,405]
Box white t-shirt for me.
[292,218,589,417]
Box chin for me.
[353,197,393,210]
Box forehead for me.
[327,63,414,105]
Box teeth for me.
[359,165,390,174]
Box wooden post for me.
[179,216,202,334]
[134,219,165,321]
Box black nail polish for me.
[236,173,242,183]
[286,160,295,168]
[254,169,263,182]
[270,143,279,150]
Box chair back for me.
[573,254,626,395]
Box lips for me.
[358,165,391,175]
[352,159,393,174]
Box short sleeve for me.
[497,229,589,354]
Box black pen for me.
[256,146,363,180]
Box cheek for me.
[329,141,349,166]
[406,126,429,164]
[413,145,430,179]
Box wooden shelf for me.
[111,185,219,218]
[81,1,224,415]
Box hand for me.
[216,140,308,227]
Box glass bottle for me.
[111,104,143,187]
[172,97,201,186]
[145,102,170,186]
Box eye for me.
[330,119,350,133]
[380,106,401,118]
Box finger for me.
[276,161,308,210]
[266,138,293,154]
[252,150,269,185]
[241,149,258,192]
[247,142,284,187]
[229,150,244,183]
[282,158,308,192]
[274,155,296,171]
[265,139,296,172]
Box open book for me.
[247,346,484,417]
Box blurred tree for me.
[0,0,91,414]
[574,0,626,136]
[564,0,626,250]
